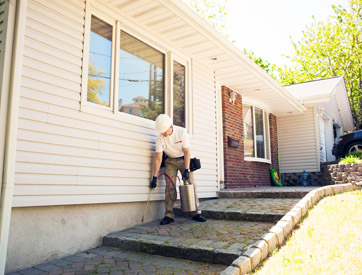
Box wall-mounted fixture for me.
[229,91,237,104]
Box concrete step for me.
[218,186,317,199]
[102,217,274,266]
[175,197,301,222]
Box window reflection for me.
[118,31,164,120]
[243,106,254,157]
[173,61,185,128]
[87,16,112,107]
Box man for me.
[150,114,206,225]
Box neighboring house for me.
[120,96,149,117]
[0,0,305,272]
[278,77,354,180]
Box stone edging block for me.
[222,183,361,274]
[285,207,302,227]
[242,247,261,270]
[261,232,277,254]
[231,256,251,275]
[251,240,268,259]
[220,266,240,275]
[269,226,283,246]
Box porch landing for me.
[218,186,318,198]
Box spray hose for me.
[158,173,180,202]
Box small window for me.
[255,108,265,158]
[243,105,254,157]
[118,31,164,120]
[173,61,185,128]
[243,105,271,161]
[87,15,112,107]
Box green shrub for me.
[339,152,362,164]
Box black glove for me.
[150,176,157,189]
[182,169,189,181]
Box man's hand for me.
[182,169,189,181]
[150,176,157,189]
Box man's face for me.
[162,126,173,137]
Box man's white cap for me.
[155,114,172,133]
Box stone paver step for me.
[218,186,317,199]
[102,217,274,266]
[174,198,301,222]
[8,247,226,275]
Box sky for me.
[227,0,350,67]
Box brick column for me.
[221,86,244,188]
[221,86,278,188]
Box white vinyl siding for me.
[0,0,9,88]
[278,107,320,173]
[13,0,218,207]
[191,61,218,197]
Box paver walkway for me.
[9,247,225,275]
[9,187,313,275]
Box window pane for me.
[87,16,112,107]
[173,61,185,128]
[255,108,265,158]
[264,111,270,159]
[243,106,254,157]
[118,31,164,120]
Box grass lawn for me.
[251,190,362,275]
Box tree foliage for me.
[183,0,230,36]
[277,0,362,128]
[87,64,107,106]
[243,49,278,80]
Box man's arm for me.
[183,147,190,170]
[153,152,163,177]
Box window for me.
[118,31,164,120]
[173,61,185,128]
[87,15,112,107]
[243,105,270,161]
[84,14,191,132]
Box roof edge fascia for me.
[161,0,306,114]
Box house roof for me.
[284,77,343,102]
[284,77,354,131]
[97,0,306,116]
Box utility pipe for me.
[0,0,27,273]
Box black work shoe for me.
[192,214,206,222]
[160,216,174,225]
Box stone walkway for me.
[9,247,225,275]
[9,187,316,275]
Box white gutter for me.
[0,0,27,273]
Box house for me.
[0,0,305,272]
[278,77,354,184]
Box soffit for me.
[102,0,306,116]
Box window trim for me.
[81,10,116,112]
[243,104,271,163]
[81,6,193,134]
[169,53,192,132]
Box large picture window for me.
[243,105,270,161]
[84,14,191,131]
[118,31,164,120]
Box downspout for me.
[0,0,27,273]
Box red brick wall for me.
[221,86,279,188]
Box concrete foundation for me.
[6,200,164,273]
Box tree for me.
[87,64,107,106]
[243,49,278,80]
[183,0,230,36]
[277,0,362,128]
